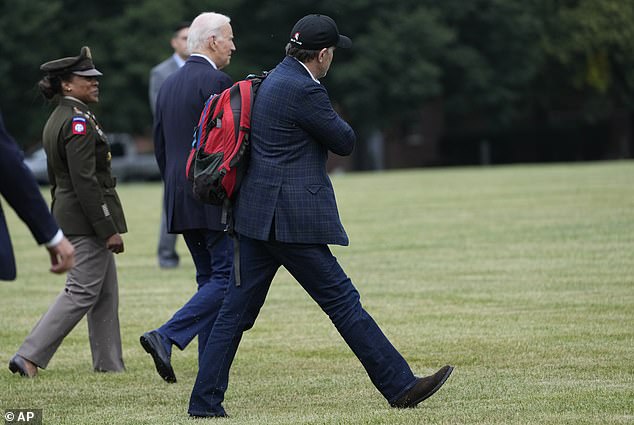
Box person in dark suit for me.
[0,111,75,282]
[10,47,127,378]
[140,11,236,384]
[187,15,454,418]
[149,21,190,269]
[149,22,191,116]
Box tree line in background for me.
[1,0,633,167]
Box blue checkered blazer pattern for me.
[234,56,356,245]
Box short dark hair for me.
[173,21,191,34]
[285,43,319,63]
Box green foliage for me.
[0,0,633,151]
[0,0,66,145]
[335,6,452,126]
[538,0,634,118]
[439,0,544,129]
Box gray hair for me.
[187,12,231,52]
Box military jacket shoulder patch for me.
[71,116,87,135]
[73,106,105,139]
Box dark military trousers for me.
[17,235,124,372]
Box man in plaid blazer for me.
[188,14,453,418]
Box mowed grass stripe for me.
[1,161,632,424]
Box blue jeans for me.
[158,229,231,361]
[188,234,416,416]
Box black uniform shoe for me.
[8,355,38,378]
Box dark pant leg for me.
[157,202,179,267]
[188,235,279,417]
[272,241,416,403]
[158,229,231,354]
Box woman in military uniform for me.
[9,47,127,377]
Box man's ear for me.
[318,48,328,63]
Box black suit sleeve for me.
[0,112,59,245]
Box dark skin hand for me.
[106,233,124,254]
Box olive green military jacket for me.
[43,97,127,239]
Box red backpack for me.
[185,72,267,220]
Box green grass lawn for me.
[1,161,633,424]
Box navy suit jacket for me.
[235,56,356,245]
[154,55,233,233]
[0,112,59,280]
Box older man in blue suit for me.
[140,12,235,383]
[188,14,453,418]
[0,110,75,284]
[149,21,190,269]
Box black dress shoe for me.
[391,365,454,408]
[8,355,37,378]
[189,412,228,418]
[140,331,176,383]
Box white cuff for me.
[45,229,64,247]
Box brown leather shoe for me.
[8,355,38,378]
[391,365,454,408]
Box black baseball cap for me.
[289,14,352,50]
